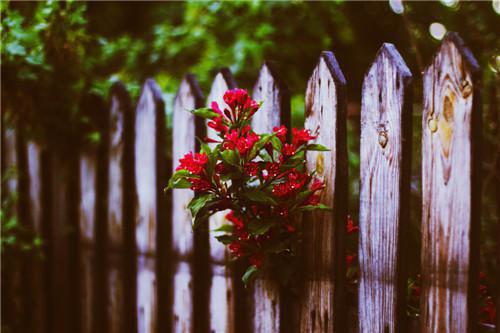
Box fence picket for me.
[26,141,46,333]
[250,62,291,333]
[206,68,238,333]
[421,32,481,333]
[172,74,206,332]
[358,43,413,333]
[106,82,135,333]
[301,51,348,333]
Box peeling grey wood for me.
[421,32,481,333]
[249,62,290,333]
[207,68,237,333]
[137,256,157,333]
[134,79,166,255]
[79,148,97,244]
[358,44,412,333]
[172,74,205,333]
[302,51,348,333]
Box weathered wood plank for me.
[26,141,46,333]
[301,51,348,333]
[80,248,94,333]
[421,32,481,333]
[134,79,166,255]
[249,62,290,333]
[172,74,205,332]
[79,148,97,245]
[108,254,125,333]
[206,68,237,333]
[358,43,413,333]
[107,82,133,250]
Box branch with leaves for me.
[167,88,329,285]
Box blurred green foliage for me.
[1,0,499,296]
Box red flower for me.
[249,253,264,268]
[211,101,223,116]
[282,143,296,157]
[346,254,356,267]
[347,216,359,234]
[189,178,212,192]
[304,193,320,206]
[285,224,295,233]
[222,89,260,121]
[263,162,280,181]
[244,162,259,177]
[272,169,308,198]
[480,297,496,325]
[215,162,226,175]
[229,241,244,257]
[204,137,221,143]
[223,127,260,156]
[292,128,316,147]
[273,125,287,143]
[177,152,208,175]
[226,211,244,229]
[208,116,228,134]
[311,178,325,191]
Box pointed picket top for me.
[107,81,133,250]
[359,43,413,333]
[301,50,347,333]
[135,78,166,255]
[421,32,481,333]
[206,68,237,263]
[251,61,290,134]
[172,74,205,258]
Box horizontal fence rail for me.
[2,32,495,333]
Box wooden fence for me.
[1,32,497,333]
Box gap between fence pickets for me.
[421,32,481,333]
[300,51,348,333]
[358,43,412,333]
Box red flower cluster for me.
[169,88,330,285]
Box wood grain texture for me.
[172,74,205,333]
[134,79,166,255]
[302,51,348,333]
[421,32,481,333]
[207,68,237,333]
[358,43,412,333]
[250,62,290,333]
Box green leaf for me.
[188,193,215,220]
[213,224,234,233]
[242,189,277,206]
[270,136,282,152]
[247,220,274,236]
[221,149,240,167]
[248,134,273,160]
[306,144,330,151]
[215,234,235,245]
[298,204,331,211]
[170,178,192,189]
[242,265,259,287]
[191,107,220,119]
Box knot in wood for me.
[428,117,438,133]
[460,79,472,98]
[378,130,388,148]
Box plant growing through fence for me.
[167,88,330,285]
